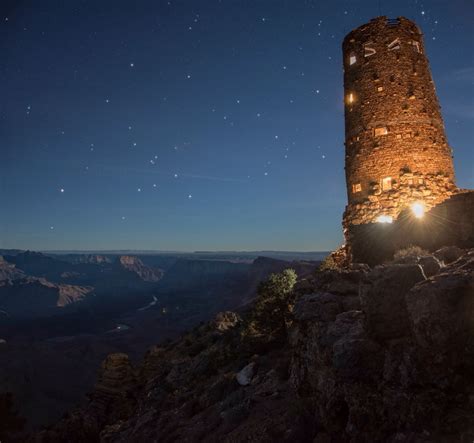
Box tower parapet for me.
[342,16,457,238]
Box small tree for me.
[244,269,297,342]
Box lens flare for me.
[411,202,425,219]
[376,215,393,224]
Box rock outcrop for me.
[116,256,163,283]
[0,277,94,317]
[34,249,474,442]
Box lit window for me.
[387,38,401,51]
[377,86,383,92]
[382,177,392,191]
[376,215,393,223]
[374,127,388,137]
[352,183,362,193]
[364,44,376,57]
[412,41,421,53]
[349,54,357,65]
[347,93,355,104]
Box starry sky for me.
[1,0,473,252]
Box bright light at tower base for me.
[411,202,425,219]
[376,215,393,224]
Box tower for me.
[342,17,457,242]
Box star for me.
[264,172,268,176]
[174,173,178,178]
[121,216,126,220]
[186,74,191,79]
[256,113,261,117]
[60,188,65,193]
[421,11,425,15]
[105,99,109,103]
[188,194,192,199]
[128,126,132,130]
[50,226,54,230]
[137,188,141,192]
[153,184,157,188]
[130,62,134,67]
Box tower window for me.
[364,44,376,57]
[382,177,392,191]
[374,127,388,136]
[349,54,357,65]
[352,183,362,193]
[347,93,355,104]
[377,86,383,92]
[387,38,401,51]
[412,41,421,53]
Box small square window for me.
[382,177,392,191]
[374,127,388,137]
[377,86,383,92]
[347,93,354,104]
[352,183,362,193]
[349,54,357,65]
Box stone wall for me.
[342,16,456,229]
[347,191,474,265]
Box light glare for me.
[411,202,425,219]
[376,215,393,224]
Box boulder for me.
[332,338,383,381]
[417,255,442,278]
[213,311,241,332]
[360,264,425,341]
[324,310,365,347]
[434,245,464,264]
[406,250,474,368]
[293,292,343,322]
[236,362,256,386]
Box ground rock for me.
[360,264,425,341]
[406,250,474,372]
[236,362,256,386]
[434,245,464,264]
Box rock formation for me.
[34,249,474,442]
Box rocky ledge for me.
[32,248,474,442]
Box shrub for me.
[243,269,297,343]
[393,245,429,262]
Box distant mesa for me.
[117,255,164,282]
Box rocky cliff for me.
[116,256,164,283]
[30,247,474,442]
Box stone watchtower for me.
[342,17,457,244]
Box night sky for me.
[1,0,473,252]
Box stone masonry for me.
[342,17,457,237]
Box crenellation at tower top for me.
[341,16,457,247]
